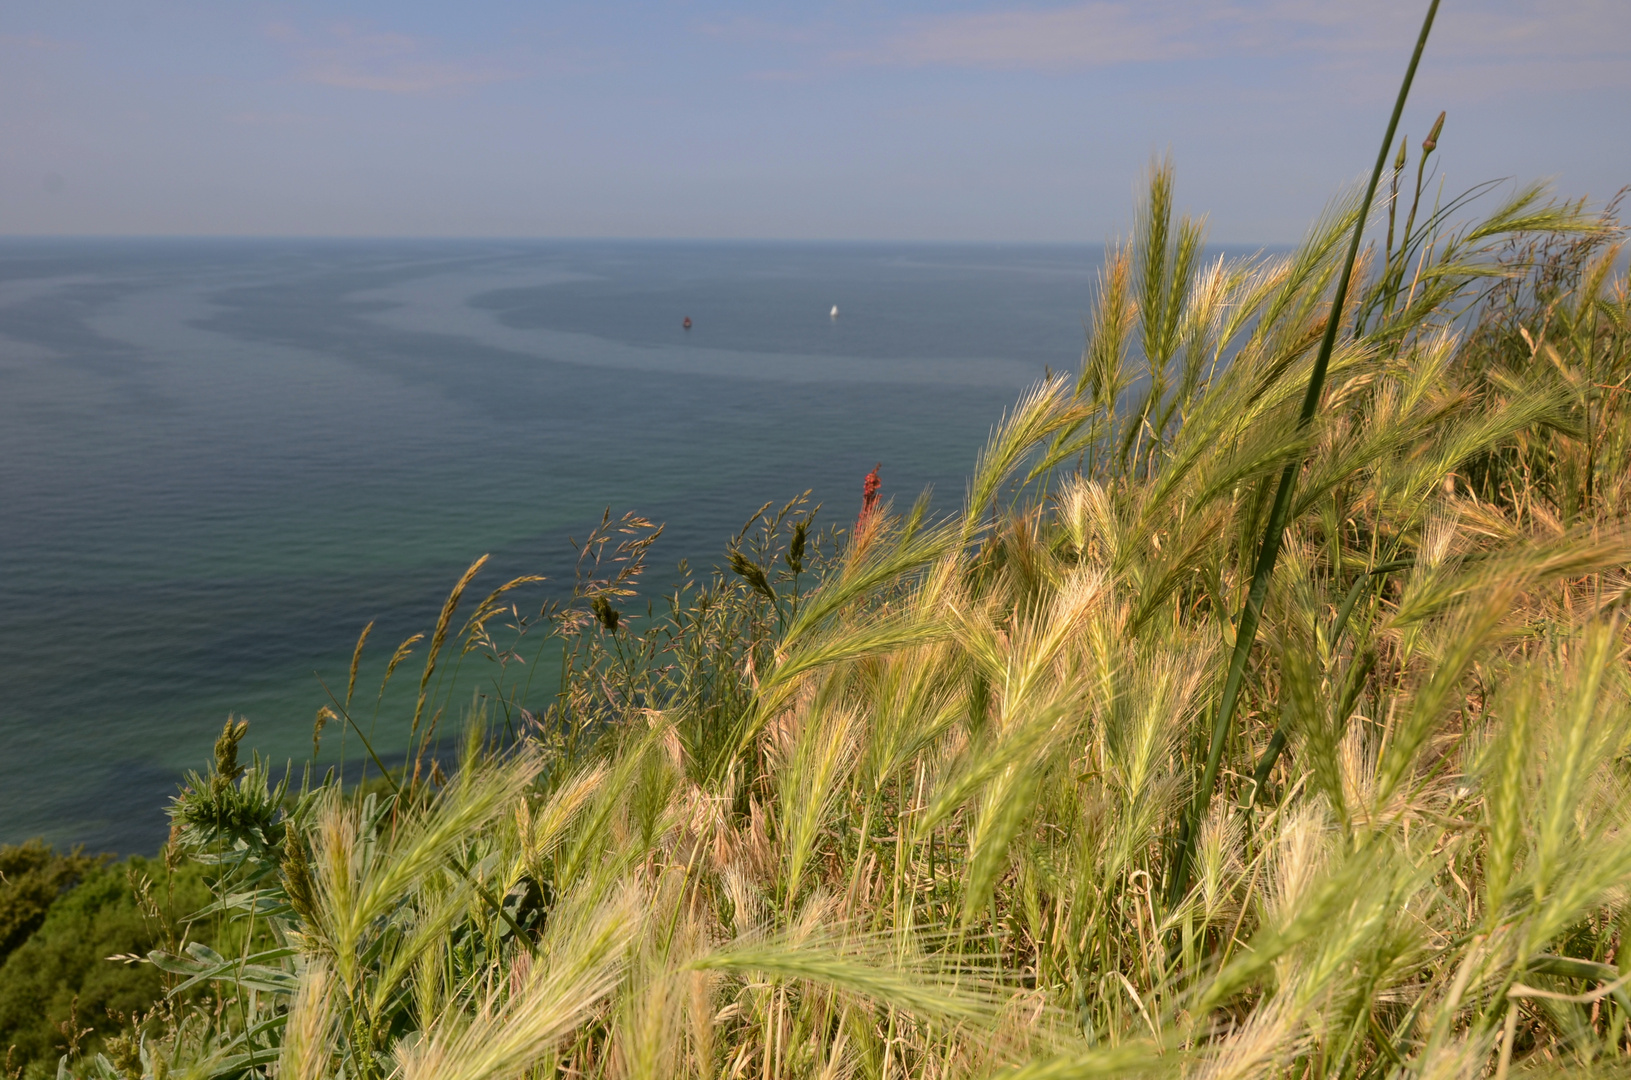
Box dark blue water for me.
[0,239,1100,853]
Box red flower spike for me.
[858,463,882,528]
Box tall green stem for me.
[1166,0,1442,907]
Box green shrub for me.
[0,857,212,1077]
[0,841,103,963]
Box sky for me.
[1,1,1627,243]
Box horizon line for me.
[0,233,1293,249]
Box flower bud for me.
[1422,111,1445,154]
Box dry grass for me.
[69,152,1631,1080]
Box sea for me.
[0,239,1102,854]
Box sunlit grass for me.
[15,16,1631,1074]
[84,148,1629,1080]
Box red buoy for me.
[683,316,692,330]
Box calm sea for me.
[0,239,1101,854]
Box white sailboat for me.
[830,305,839,318]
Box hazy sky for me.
[2,1,1626,242]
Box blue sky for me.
[1,1,1626,242]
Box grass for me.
[11,28,1631,1080]
[1171,0,1439,906]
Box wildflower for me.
[858,463,882,528]
[1422,110,1445,153]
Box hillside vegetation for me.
[13,146,1631,1077]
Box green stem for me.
[1240,556,1413,809]
[316,674,399,797]
[1166,0,1441,908]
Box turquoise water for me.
[0,239,1100,853]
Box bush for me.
[0,856,212,1077]
[0,841,102,963]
